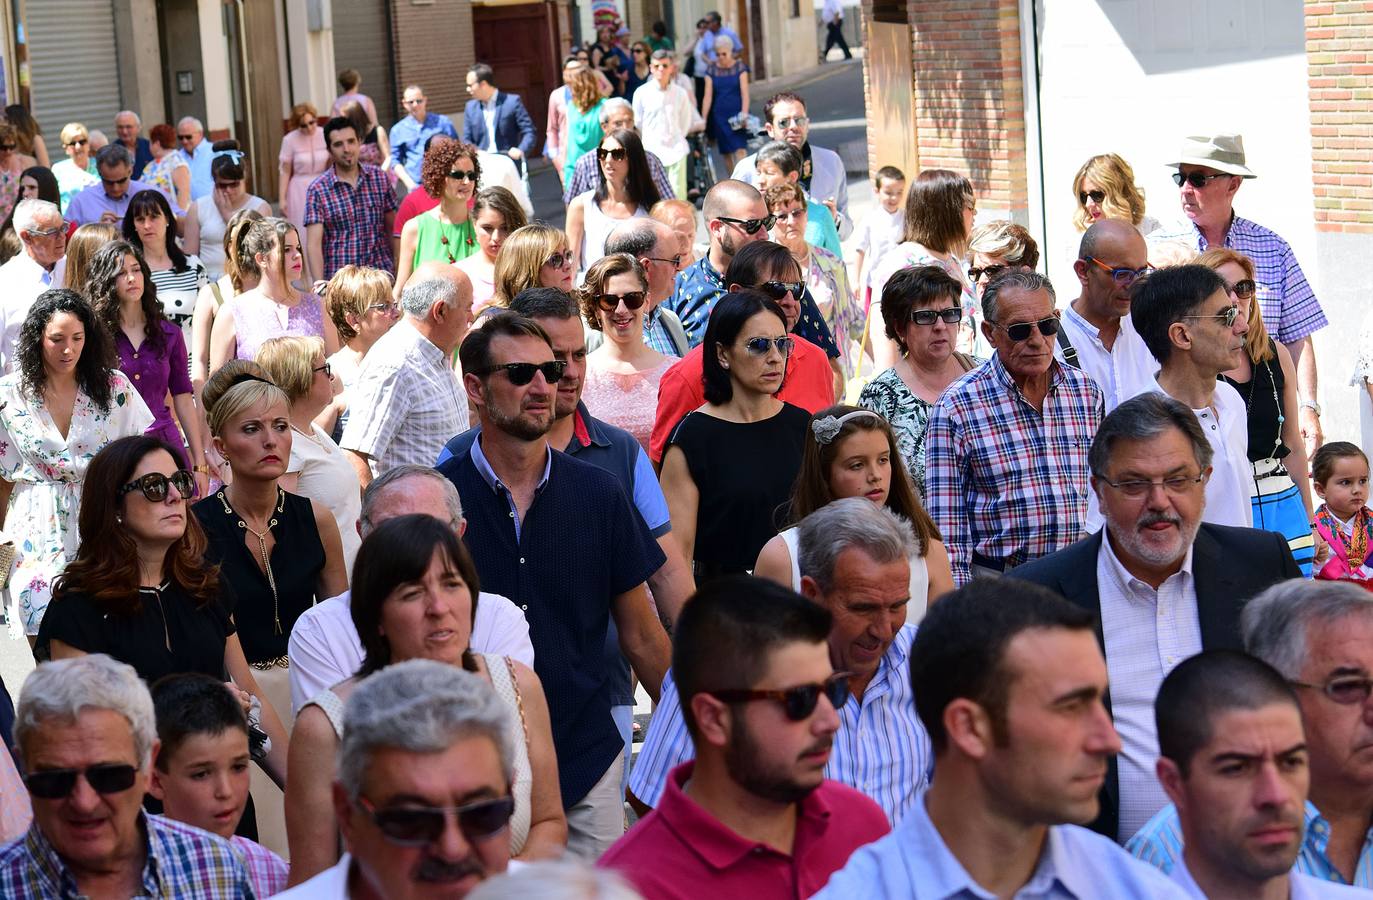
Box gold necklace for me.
[219,488,286,634]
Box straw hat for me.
[1166,134,1256,178]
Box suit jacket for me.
[462,92,538,160]
[1010,523,1300,841]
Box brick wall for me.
[391,0,476,119]
[1306,0,1373,234]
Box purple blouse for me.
[115,321,194,460]
[228,290,326,361]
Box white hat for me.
[1166,133,1256,178]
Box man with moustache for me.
[599,576,890,898]
[1145,650,1366,898]
[1014,393,1301,842]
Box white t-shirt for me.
[1154,377,1252,529]
[853,206,903,287]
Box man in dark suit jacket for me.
[463,63,537,174]
[1010,393,1301,844]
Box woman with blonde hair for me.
[966,220,1040,296]
[52,122,98,212]
[323,265,397,440]
[61,222,120,294]
[1071,153,1159,236]
[492,223,575,305]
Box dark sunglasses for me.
[596,147,627,162]
[447,170,479,182]
[0,144,17,152]
[1172,171,1231,189]
[1084,257,1153,287]
[479,361,567,385]
[647,254,683,269]
[64,138,89,148]
[967,263,1007,282]
[119,470,197,502]
[25,763,138,799]
[1182,304,1241,329]
[912,307,962,326]
[1078,189,1106,206]
[215,180,242,189]
[596,291,647,311]
[758,280,804,301]
[1224,278,1257,300]
[993,316,1060,342]
[544,251,572,269]
[176,134,196,141]
[101,176,131,188]
[357,795,515,847]
[710,671,852,721]
[716,214,776,235]
[743,336,794,356]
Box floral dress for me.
[0,370,153,635]
[804,246,862,379]
[857,358,979,500]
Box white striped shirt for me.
[628,624,933,823]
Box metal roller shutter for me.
[25,0,123,140]
[331,0,396,128]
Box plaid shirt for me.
[231,835,286,898]
[925,355,1103,585]
[303,164,398,278]
[0,813,252,898]
[1150,213,1327,343]
[562,146,676,205]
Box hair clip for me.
[214,149,245,163]
[811,410,881,445]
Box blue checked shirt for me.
[925,356,1103,586]
[1127,800,1373,888]
[0,812,253,898]
[628,624,933,823]
[643,307,686,357]
[1150,213,1327,344]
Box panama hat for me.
[1166,134,1256,178]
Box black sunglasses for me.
[596,291,647,311]
[357,795,515,847]
[102,176,131,188]
[912,307,962,326]
[25,763,138,799]
[479,361,567,386]
[716,214,776,235]
[120,470,196,502]
[993,316,1060,342]
[647,254,683,269]
[743,336,794,356]
[968,263,1007,282]
[176,134,196,141]
[447,170,479,182]
[1078,189,1106,206]
[64,138,89,148]
[710,671,852,721]
[1172,171,1232,189]
[597,147,627,162]
[758,280,804,301]
[1224,278,1257,300]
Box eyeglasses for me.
[366,301,400,316]
[758,280,804,301]
[119,470,197,502]
[596,147,627,162]
[313,362,333,377]
[544,251,572,269]
[101,175,130,188]
[0,144,17,152]
[447,170,479,182]
[911,307,962,326]
[26,223,67,238]
[299,120,317,128]
[24,763,139,800]
[356,795,515,847]
[772,207,807,222]
[1172,171,1232,189]
[1099,473,1206,499]
[716,214,776,235]
[64,138,89,148]
[992,316,1059,342]
[710,671,852,721]
[632,48,647,54]
[967,263,1007,282]
[1182,304,1241,329]
[478,361,567,386]
[774,115,810,129]
[743,336,794,356]
[595,291,647,311]
[1084,257,1153,287]
[1223,278,1257,300]
[1291,674,1373,705]
[646,254,683,269]
[1078,189,1106,206]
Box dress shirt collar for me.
[1063,303,1103,343]
[3,251,51,285]
[690,254,725,288]
[470,431,552,495]
[23,812,164,896]
[857,623,915,704]
[1099,526,1195,600]
[988,353,1068,401]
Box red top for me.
[599,762,889,900]
[649,335,836,464]
[392,188,440,238]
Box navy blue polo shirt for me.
[437,438,665,807]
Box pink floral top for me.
[581,356,673,452]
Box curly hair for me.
[577,253,648,331]
[763,181,806,213]
[421,137,481,201]
[18,289,116,411]
[1071,153,1147,232]
[87,240,168,355]
[570,68,602,114]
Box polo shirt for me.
[65,178,180,227]
[437,439,665,806]
[600,762,890,900]
[388,112,458,183]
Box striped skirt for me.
[1250,458,1315,577]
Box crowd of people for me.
[0,23,1369,898]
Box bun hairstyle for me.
[210,139,246,182]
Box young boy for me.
[753,140,843,257]
[853,166,907,306]
[150,674,288,897]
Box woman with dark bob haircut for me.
[285,514,566,880]
[0,289,154,639]
[659,290,810,581]
[394,136,483,294]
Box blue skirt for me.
[1251,471,1314,577]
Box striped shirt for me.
[1150,214,1327,344]
[231,834,287,897]
[628,624,933,823]
[1127,800,1373,888]
[0,813,252,897]
[925,356,1103,585]
[150,256,209,343]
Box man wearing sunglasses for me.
[174,116,214,201]
[1153,134,1326,457]
[1128,580,1373,889]
[0,655,253,896]
[281,661,513,898]
[925,271,1103,586]
[602,576,890,897]
[65,143,179,227]
[0,198,66,374]
[816,580,1186,899]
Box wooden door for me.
[472,3,561,142]
[233,0,285,201]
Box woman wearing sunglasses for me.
[285,515,565,883]
[1202,247,1316,576]
[578,254,672,450]
[456,187,529,315]
[278,103,328,235]
[53,122,99,212]
[566,129,661,277]
[183,141,272,281]
[1070,153,1159,237]
[492,223,576,307]
[857,265,981,499]
[394,138,482,297]
[660,290,810,582]
[966,220,1040,300]
[0,289,153,640]
[322,264,397,442]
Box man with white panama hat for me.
[1151,133,1327,455]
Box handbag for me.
[0,538,16,591]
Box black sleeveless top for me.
[1221,339,1288,464]
[192,488,325,663]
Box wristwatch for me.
[1298,400,1322,416]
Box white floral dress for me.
[0,371,153,636]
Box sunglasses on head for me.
[596,147,627,162]
[596,291,647,311]
[544,251,572,269]
[120,470,196,502]
[967,263,1007,282]
[25,763,138,800]
[710,671,852,721]
[1224,278,1257,300]
[743,336,794,356]
[479,361,567,386]
[1172,171,1231,189]
[1182,304,1241,329]
[758,280,803,301]
[447,170,479,182]
[716,214,776,235]
[993,316,1060,342]
[357,795,515,847]
[1078,189,1106,206]
[912,307,962,326]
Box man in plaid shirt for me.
[926,271,1104,585]
[305,117,398,284]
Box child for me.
[852,166,907,308]
[150,674,288,897]
[1312,441,1373,586]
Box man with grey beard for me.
[1011,392,1300,844]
